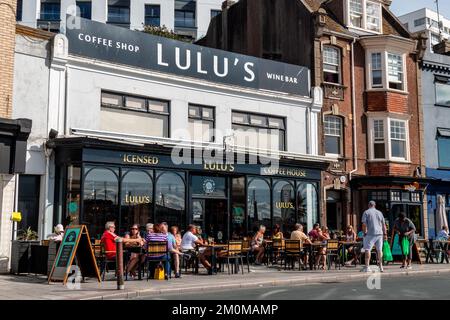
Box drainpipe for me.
[348,37,358,225]
[64,67,70,136]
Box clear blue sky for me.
[390,0,450,17]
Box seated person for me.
[308,223,322,241]
[251,225,266,265]
[344,225,358,266]
[272,224,284,240]
[145,223,171,279]
[437,226,449,241]
[181,224,213,272]
[48,224,64,242]
[161,222,184,278]
[290,223,311,266]
[124,224,145,279]
[101,221,143,260]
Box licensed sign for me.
[65,16,310,96]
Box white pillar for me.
[0,174,16,272]
[20,0,39,28]
[92,0,108,23]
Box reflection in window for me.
[438,132,450,168]
[155,171,186,228]
[297,182,318,233]
[435,77,450,107]
[145,5,160,26]
[121,170,153,234]
[65,166,81,226]
[83,167,119,239]
[248,178,271,234]
[273,180,295,235]
[231,177,246,239]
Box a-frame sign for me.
[48,225,101,284]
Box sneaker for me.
[379,265,384,273]
[175,272,181,278]
[406,265,412,270]
[360,266,372,273]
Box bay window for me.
[323,46,341,84]
[368,51,406,91]
[348,0,381,33]
[324,116,343,156]
[369,117,409,161]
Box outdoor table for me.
[124,246,145,280]
[197,244,227,275]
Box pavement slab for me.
[0,263,449,300]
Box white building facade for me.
[11,18,328,256]
[17,0,225,39]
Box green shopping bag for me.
[382,240,393,262]
[401,237,410,256]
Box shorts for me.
[363,235,383,252]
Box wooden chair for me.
[283,240,304,270]
[98,242,117,281]
[270,238,285,266]
[241,238,252,273]
[146,241,170,280]
[325,240,341,270]
[219,241,244,275]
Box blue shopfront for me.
[426,168,450,238]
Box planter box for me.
[10,241,40,274]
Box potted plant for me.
[10,227,40,274]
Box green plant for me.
[141,25,192,42]
[17,227,38,241]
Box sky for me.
[390,0,450,17]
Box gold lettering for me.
[125,195,151,204]
[122,154,159,166]
[275,202,294,209]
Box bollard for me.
[116,237,124,290]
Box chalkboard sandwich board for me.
[48,225,101,284]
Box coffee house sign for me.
[66,16,310,96]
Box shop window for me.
[191,176,226,198]
[83,167,120,239]
[272,180,295,235]
[100,91,169,138]
[391,191,401,202]
[175,0,196,28]
[188,105,215,142]
[324,115,343,156]
[155,171,186,229]
[231,177,246,239]
[76,1,92,19]
[411,193,421,202]
[348,0,381,33]
[120,170,153,233]
[437,128,450,168]
[369,191,388,201]
[40,1,61,21]
[247,178,271,234]
[145,5,160,26]
[323,46,341,84]
[65,166,81,225]
[435,76,450,107]
[232,111,286,151]
[297,182,319,233]
[17,175,41,234]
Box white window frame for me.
[347,0,382,34]
[323,115,343,157]
[366,50,407,93]
[368,117,410,162]
[323,46,341,84]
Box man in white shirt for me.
[181,224,203,250]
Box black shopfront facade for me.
[51,138,325,240]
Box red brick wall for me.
[366,91,409,113]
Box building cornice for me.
[359,35,417,53]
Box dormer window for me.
[348,0,381,33]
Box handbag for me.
[154,263,165,280]
[382,240,393,262]
[401,237,410,256]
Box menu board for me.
[48,225,100,284]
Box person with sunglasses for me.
[124,224,145,279]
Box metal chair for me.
[146,241,170,280]
[241,238,252,272]
[98,242,117,281]
[283,240,304,270]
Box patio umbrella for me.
[436,195,448,235]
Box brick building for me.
[199,0,429,236]
[0,0,31,272]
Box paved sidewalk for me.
[0,263,449,300]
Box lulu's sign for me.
[66,16,310,96]
[275,202,294,209]
[124,194,151,204]
[203,162,235,172]
[262,167,307,178]
[122,154,159,165]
